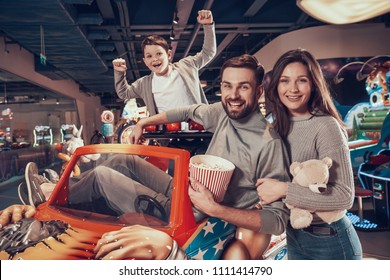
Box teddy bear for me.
[286,157,346,229]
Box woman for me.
[257,48,362,260]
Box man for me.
[1,54,290,260]
[130,54,289,223]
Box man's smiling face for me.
[221,67,261,120]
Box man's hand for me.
[112,58,127,72]
[188,177,218,215]
[94,225,173,260]
[189,178,261,231]
[197,10,213,25]
[0,205,36,229]
[256,178,288,205]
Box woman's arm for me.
[190,178,288,235]
[285,118,354,211]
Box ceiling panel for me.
[0,0,388,108]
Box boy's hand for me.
[112,58,127,72]
[129,123,145,144]
[197,10,213,25]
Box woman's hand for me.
[94,225,173,260]
[0,204,36,229]
[188,177,219,216]
[256,178,288,205]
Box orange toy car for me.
[0,144,286,260]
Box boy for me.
[112,10,215,115]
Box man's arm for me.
[130,103,219,143]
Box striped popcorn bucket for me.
[189,155,235,202]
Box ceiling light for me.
[169,28,175,40]
[297,0,390,24]
[56,99,59,105]
[173,14,179,24]
[172,8,179,25]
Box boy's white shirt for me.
[152,68,193,112]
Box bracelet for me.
[165,240,189,260]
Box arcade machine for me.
[0,109,13,181]
[0,128,11,151]
[343,59,390,230]
[356,148,390,231]
[60,124,76,143]
[340,59,390,171]
[1,109,48,182]
[0,108,12,151]
[33,125,53,146]
[101,110,115,143]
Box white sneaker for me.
[25,162,47,207]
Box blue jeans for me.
[286,215,362,260]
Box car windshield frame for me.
[36,144,195,235]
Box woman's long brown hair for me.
[265,48,344,139]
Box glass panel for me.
[52,152,173,228]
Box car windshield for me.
[48,150,175,228]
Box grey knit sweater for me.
[114,24,216,115]
[284,114,355,223]
[167,103,291,235]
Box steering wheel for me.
[134,195,168,222]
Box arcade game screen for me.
[319,56,390,171]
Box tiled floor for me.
[1,173,389,259]
[349,200,390,259]
[0,175,25,209]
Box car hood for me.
[0,218,100,260]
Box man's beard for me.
[222,98,255,120]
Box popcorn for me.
[189,155,235,202]
[192,162,228,171]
